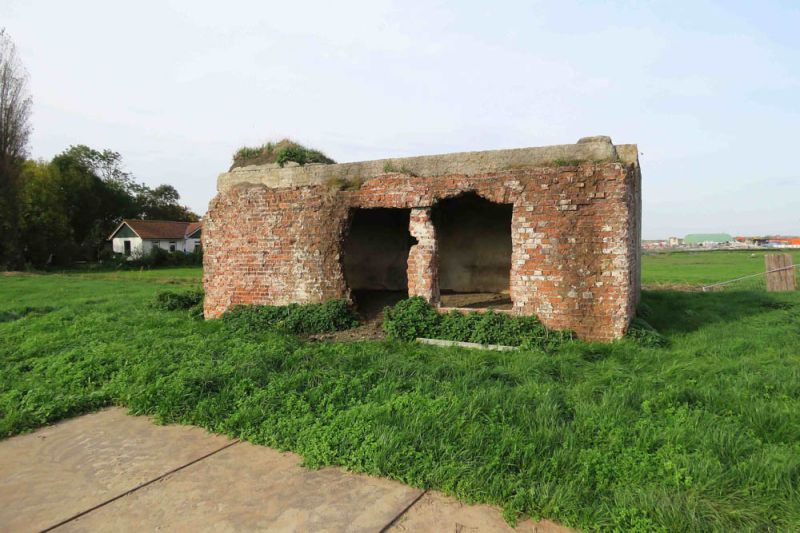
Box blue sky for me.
[2,0,798,238]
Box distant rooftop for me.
[109,219,202,240]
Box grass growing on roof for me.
[231,139,335,169]
[2,258,800,531]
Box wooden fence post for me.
[765,253,796,292]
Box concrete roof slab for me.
[217,137,639,192]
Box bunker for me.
[203,136,641,341]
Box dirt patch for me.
[308,290,406,342]
[439,292,513,310]
[308,320,386,342]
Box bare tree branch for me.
[0,28,32,172]
[0,28,33,267]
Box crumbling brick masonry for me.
[203,136,641,341]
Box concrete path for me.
[0,408,570,532]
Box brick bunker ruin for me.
[203,136,641,341]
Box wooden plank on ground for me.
[765,253,796,292]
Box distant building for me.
[684,233,733,247]
[735,236,799,247]
[765,237,800,248]
[668,236,683,247]
[108,219,202,258]
[642,239,667,250]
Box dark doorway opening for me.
[342,208,415,320]
[433,193,513,310]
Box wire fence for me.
[702,264,799,292]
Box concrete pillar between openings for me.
[407,207,440,304]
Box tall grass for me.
[231,139,335,169]
[1,269,799,531]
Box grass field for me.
[58,266,203,283]
[642,249,800,287]
[2,254,800,531]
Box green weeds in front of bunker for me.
[1,268,800,531]
[221,299,359,335]
[383,296,575,349]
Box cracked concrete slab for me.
[0,407,234,532]
[0,408,569,532]
[59,440,422,532]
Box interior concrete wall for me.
[343,208,413,291]
[433,194,512,293]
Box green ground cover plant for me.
[1,256,800,531]
[152,288,204,311]
[222,300,359,335]
[384,296,574,349]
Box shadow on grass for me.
[642,289,798,335]
[0,306,57,323]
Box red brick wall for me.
[407,207,439,303]
[203,185,348,317]
[204,162,640,340]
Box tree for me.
[17,160,74,265]
[0,28,32,268]
[138,184,199,221]
[40,145,197,262]
[50,145,143,259]
[12,138,199,267]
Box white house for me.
[108,219,202,258]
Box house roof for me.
[186,222,202,238]
[108,219,202,240]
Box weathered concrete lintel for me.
[218,136,639,192]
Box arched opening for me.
[342,208,415,319]
[433,193,513,309]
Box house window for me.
[169,242,177,252]
[152,241,160,249]
[123,240,131,256]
